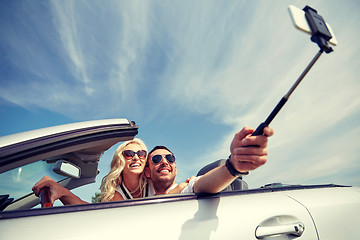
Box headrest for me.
[197,159,248,192]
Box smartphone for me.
[288,5,337,46]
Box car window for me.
[0,161,65,201]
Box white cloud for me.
[50,0,94,96]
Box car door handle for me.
[255,222,304,238]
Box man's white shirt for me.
[147,176,201,196]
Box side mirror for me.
[53,160,81,178]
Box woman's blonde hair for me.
[99,138,148,202]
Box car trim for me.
[0,120,138,173]
[0,184,348,220]
[0,119,131,148]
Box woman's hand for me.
[32,176,87,205]
[168,176,195,194]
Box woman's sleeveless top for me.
[115,182,149,200]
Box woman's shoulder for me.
[111,189,125,201]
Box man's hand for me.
[229,126,274,173]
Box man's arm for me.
[193,126,273,194]
[32,176,88,205]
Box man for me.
[145,126,273,195]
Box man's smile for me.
[157,167,172,174]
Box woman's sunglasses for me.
[122,150,147,160]
[151,154,176,164]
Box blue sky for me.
[1,0,359,202]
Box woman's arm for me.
[32,176,88,205]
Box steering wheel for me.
[39,187,53,208]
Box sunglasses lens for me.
[152,155,163,164]
[151,154,176,164]
[123,150,134,159]
[165,154,176,163]
[137,150,147,159]
[123,150,147,159]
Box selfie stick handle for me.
[252,49,323,136]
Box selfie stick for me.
[252,6,334,136]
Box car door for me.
[177,191,318,240]
[0,189,318,240]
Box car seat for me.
[196,159,249,192]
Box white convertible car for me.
[0,119,359,239]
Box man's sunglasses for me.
[151,154,176,164]
[122,150,147,160]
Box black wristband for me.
[225,156,249,177]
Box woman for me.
[32,138,149,204]
[100,138,148,201]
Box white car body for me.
[0,119,359,239]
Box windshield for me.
[0,161,65,201]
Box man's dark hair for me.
[148,146,174,156]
